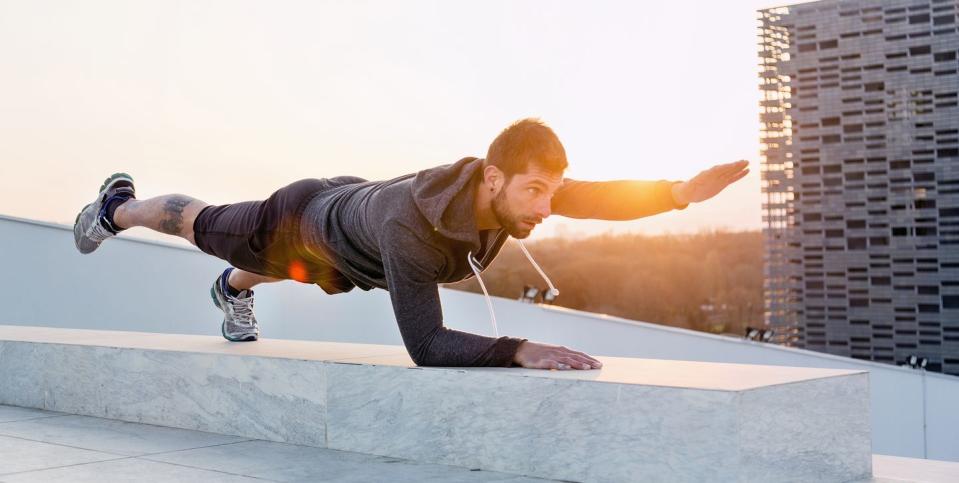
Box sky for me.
[0,0,809,246]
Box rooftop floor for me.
[0,404,549,482]
[2,404,958,482]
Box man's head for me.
[480,118,567,238]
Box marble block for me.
[0,325,872,482]
[325,359,872,482]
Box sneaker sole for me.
[98,172,134,194]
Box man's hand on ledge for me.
[671,159,750,206]
[513,341,603,370]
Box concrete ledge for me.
[0,325,872,482]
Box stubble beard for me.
[491,188,533,239]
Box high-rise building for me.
[758,0,958,375]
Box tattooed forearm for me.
[158,196,194,235]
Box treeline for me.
[443,229,763,336]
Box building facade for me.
[759,0,958,374]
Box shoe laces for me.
[228,293,258,329]
[85,218,116,244]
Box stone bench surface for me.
[0,325,860,391]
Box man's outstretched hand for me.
[513,341,603,370]
[672,159,750,205]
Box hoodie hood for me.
[411,156,485,249]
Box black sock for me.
[225,281,243,297]
[104,194,134,232]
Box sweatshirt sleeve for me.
[550,178,689,220]
[379,223,528,367]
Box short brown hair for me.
[485,118,567,180]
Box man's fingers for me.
[714,162,746,178]
[701,165,735,183]
[564,348,603,367]
[537,357,582,370]
[520,345,603,370]
[575,354,603,367]
[568,356,600,370]
[567,355,594,369]
[538,358,601,370]
[711,160,749,178]
[555,357,583,370]
[722,168,749,185]
[556,355,600,370]
[538,357,572,370]
[558,348,599,365]
[566,347,596,361]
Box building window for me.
[944,296,959,309]
[848,237,867,249]
[918,304,940,314]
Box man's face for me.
[490,164,564,239]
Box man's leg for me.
[85,187,287,343]
[113,194,283,289]
[112,194,209,247]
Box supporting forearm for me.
[409,326,527,367]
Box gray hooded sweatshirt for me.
[299,156,688,367]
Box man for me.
[73,118,748,371]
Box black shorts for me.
[193,177,362,291]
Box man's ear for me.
[483,165,505,192]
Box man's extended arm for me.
[553,160,751,219]
[380,224,527,367]
[550,178,689,220]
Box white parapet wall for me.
[0,325,872,482]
